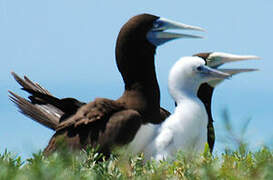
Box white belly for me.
[171,101,208,152]
[127,123,159,154]
[153,99,208,160]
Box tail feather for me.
[9,72,85,130]
[9,91,59,130]
[11,72,51,95]
[10,72,63,130]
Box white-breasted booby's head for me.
[168,56,230,104]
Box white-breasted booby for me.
[145,57,231,161]
[9,14,205,156]
[128,52,259,156]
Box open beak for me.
[207,68,259,87]
[199,65,231,80]
[147,17,205,46]
[204,52,260,87]
[206,52,260,68]
[216,68,259,75]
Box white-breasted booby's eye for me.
[196,66,202,71]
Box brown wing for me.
[10,72,63,129]
[9,91,59,130]
[159,107,171,123]
[45,102,142,156]
[9,72,85,129]
[97,109,142,146]
[11,72,52,95]
[56,98,125,131]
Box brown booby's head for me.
[116,13,205,87]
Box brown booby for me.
[9,14,205,156]
[128,52,259,154]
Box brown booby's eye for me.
[153,22,159,28]
[152,20,164,31]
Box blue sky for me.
[1,0,272,158]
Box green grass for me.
[0,145,273,180]
[1,110,271,179]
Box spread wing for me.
[45,99,143,155]
[56,98,126,131]
[9,91,59,130]
[9,72,85,130]
[11,72,52,95]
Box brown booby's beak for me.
[147,17,205,46]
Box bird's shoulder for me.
[56,98,125,131]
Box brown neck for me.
[115,34,160,123]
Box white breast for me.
[127,123,159,154]
[170,98,208,152]
[151,98,208,160]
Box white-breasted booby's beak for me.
[206,52,260,68]
[198,65,231,80]
[147,17,205,46]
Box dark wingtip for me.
[8,91,16,103]
[8,90,21,104]
[10,72,25,86]
[11,71,19,80]
[8,90,16,97]
[8,90,58,130]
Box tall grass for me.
[1,111,272,179]
[0,145,272,180]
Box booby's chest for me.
[161,98,208,137]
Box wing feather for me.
[9,91,59,130]
[11,72,52,95]
[56,98,124,131]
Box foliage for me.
[0,145,272,180]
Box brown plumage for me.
[9,14,171,155]
[10,13,206,155]
[45,99,142,156]
[194,52,218,153]
[197,83,215,153]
